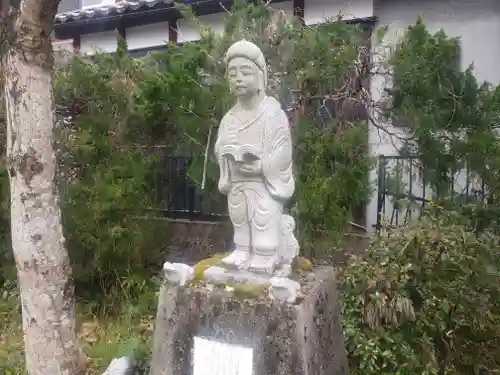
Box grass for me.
[0,279,157,375]
[78,312,154,375]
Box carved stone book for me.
[220,144,262,163]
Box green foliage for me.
[134,41,230,202]
[0,281,23,375]
[341,206,500,375]
[0,275,159,375]
[5,6,500,375]
[54,40,170,301]
[387,19,500,221]
[296,120,371,246]
[387,19,480,192]
[0,161,12,283]
[133,1,373,249]
[0,2,372,299]
[340,20,500,375]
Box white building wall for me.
[127,22,170,50]
[176,1,295,42]
[53,38,74,52]
[269,1,295,18]
[72,0,375,50]
[175,0,372,39]
[79,23,169,54]
[80,30,117,54]
[304,0,373,24]
[366,0,500,229]
[177,13,226,43]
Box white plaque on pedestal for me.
[193,336,253,375]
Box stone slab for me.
[149,266,348,375]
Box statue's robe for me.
[214,96,294,252]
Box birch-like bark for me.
[0,0,83,374]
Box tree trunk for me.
[0,1,83,374]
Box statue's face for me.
[227,57,261,99]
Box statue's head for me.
[225,40,267,99]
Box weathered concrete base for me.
[149,266,348,375]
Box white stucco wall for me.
[176,1,296,42]
[269,0,295,18]
[366,0,500,229]
[127,22,170,50]
[80,22,170,54]
[305,0,373,24]
[80,30,117,54]
[53,38,74,52]
[76,0,374,51]
[175,0,373,39]
[177,13,226,43]
[74,0,375,50]
[82,0,114,8]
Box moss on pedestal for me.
[294,257,313,272]
[193,254,313,283]
[231,283,268,299]
[193,252,228,281]
[192,254,268,299]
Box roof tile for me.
[54,0,174,23]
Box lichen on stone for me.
[193,253,228,280]
[294,256,313,272]
[191,253,309,299]
[232,283,267,299]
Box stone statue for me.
[213,39,299,277]
[156,46,344,370]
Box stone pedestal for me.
[149,266,348,375]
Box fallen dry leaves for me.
[78,320,101,344]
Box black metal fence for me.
[153,156,227,221]
[158,154,489,226]
[375,155,486,229]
